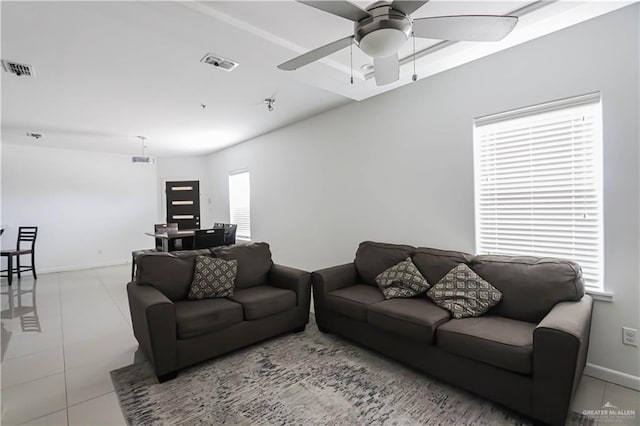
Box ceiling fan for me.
[278,1,518,86]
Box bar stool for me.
[1,227,38,286]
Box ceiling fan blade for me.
[391,1,430,16]
[297,1,371,22]
[412,15,518,41]
[373,54,399,86]
[278,36,354,71]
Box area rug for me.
[111,316,594,425]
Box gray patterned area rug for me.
[111,317,593,426]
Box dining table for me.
[145,229,198,252]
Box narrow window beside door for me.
[229,171,251,240]
[473,93,604,291]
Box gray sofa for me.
[127,242,311,382]
[312,241,593,426]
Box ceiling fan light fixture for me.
[354,3,412,58]
[358,28,408,57]
[280,1,519,87]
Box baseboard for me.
[37,259,130,274]
[584,363,640,391]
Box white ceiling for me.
[1,1,633,157]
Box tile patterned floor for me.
[1,265,638,425]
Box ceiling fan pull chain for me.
[412,31,417,82]
[350,41,354,84]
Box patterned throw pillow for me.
[375,257,430,299]
[188,256,237,300]
[427,263,502,319]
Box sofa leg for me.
[292,325,306,333]
[157,372,177,383]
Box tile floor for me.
[1,265,638,425]
[1,266,138,425]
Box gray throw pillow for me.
[188,256,237,300]
[375,257,430,299]
[427,263,502,319]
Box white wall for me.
[205,6,640,384]
[1,144,157,272]
[156,156,213,229]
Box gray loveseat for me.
[127,242,311,381]
[312,241,593,426]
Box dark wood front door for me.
[166,181,200,229]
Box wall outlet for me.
[622,327,638,347]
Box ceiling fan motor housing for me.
[355,2,411,58]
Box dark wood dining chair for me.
[166,223,187,251]
[154,223,178,250]
[192,228,225,249]
[223,224,237,245]
[1,227,38,286]
[212,223,237,245]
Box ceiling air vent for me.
[132,156,155,164]
[2,60,35,77]
[200,53,238,72]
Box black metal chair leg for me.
[7,255,13,286]
[31,251,37,279]
[16,254,21,279]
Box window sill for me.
[586,288,614,302]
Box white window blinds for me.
[229,171,251,239]
[474,93,603,290]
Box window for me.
[474,93,603,290]
[229,171,251,240]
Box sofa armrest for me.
[269,264,311,309]
[311,263,358,310]
[532,295,593,425]
[127,282,178,377]
[312,263,358,293]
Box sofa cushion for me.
[437,316,536,374]
[471,255,585,323]
[136,249,213,301]
[354,241,415,286]
[412,247,473,285]
[375,257,430,299]
[175,298,243,339]
[427,264,502,319]
[367,298,450,343]
[211,242,273,289]
[325,284,386,321]
[187,256,237,300]
[230,286,296,320]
